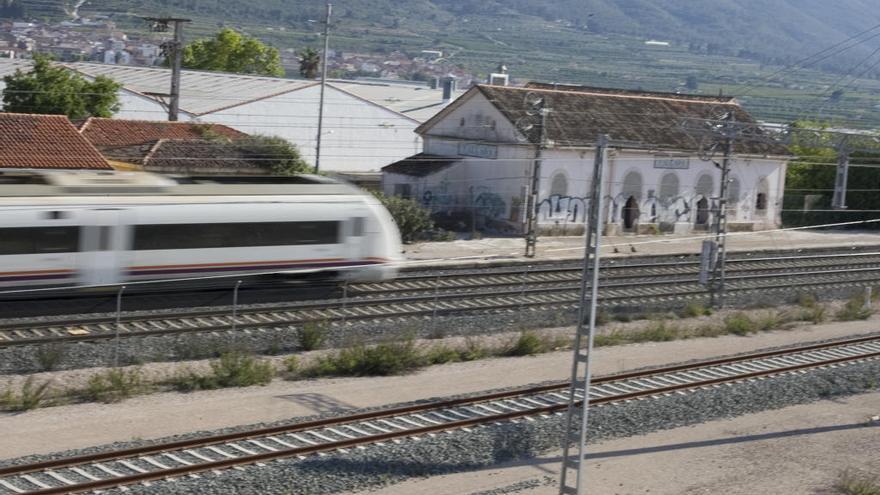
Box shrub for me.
[460,337,489,361]
[299,321,328,351]
[593,331,626,347]
[35,344,65,371]
[835,471,880,495]
[836,293,873,321]
[373,192,434,243]
[504,331,545,356]
[755,311,783,331]
[693,324,725,338]
[680,302,711,318]
[798,293,819,308]
[84,368,145,403]
[631,321,678,342]
[1,377,52,411]
[425,345,461,365]
[724,313,757,336]
[306,338,426,377]
[284,355,300,373]
[170,352,275,391]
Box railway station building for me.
[382,83,791,235]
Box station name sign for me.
[653,156,690,170]
[458,143,498,159]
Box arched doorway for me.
[695,197,710,228]
[623,196,640,230]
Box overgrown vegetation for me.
[0,377,52,411]
[303,338,425,377]
[181,28,284,76]
[373,192,434,243]
[35,344,64,371]
[299,321,328,351]
[504,331,546,356]
[836,471,880,495]
[169,352,275,391]
[836,292,874,321]
[723,312,758,336]
[679,302,712,318]
[83,368,146,403]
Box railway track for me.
[3,252,880,347]
[1,335,877,494]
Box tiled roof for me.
[142,139,268,175]
[382,153,458,176]
[472,85,790,156]
[79,118,246,147]
[0,113,112,170]
[523,82,736,103]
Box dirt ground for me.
[368,392,880,495]
[1,316,879,461]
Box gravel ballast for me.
[3,354,878,494]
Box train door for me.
[78,209,131,287]
[346,216,367,262]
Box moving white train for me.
[0,170,403,290]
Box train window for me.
[0,227,80,255]
[133,221,340,250]
[351,217,365,237]
[98,226,112,251]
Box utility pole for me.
[832,136,850,209]
[558,134,608,495]
[314,2,332,174]
[144,17,190,121]
[707,112,735,308]
[524,97,549,258]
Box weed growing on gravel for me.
[505,331,545,356]
[170,352,275,391]
[35,344,65,371]
[424,345,462,364]
[836,293,873,321]
[724,313,757,336]
[460,337,489,361]
[83,368,146,403]
[305,338,425,377]
[283,355,300,373]
[679,302,712,318]
[836,471,880,495]
[1,377,52,411]
[755,311,784,331]
[692,324,725,338]
[299,321,328,351]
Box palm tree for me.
[298,48,320,79]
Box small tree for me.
[374,192,434,243]
[2,55,120,118]
[298,47,321,79]
[182,28,284,77]
[236,135,310,175]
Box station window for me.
[132,221,340,251]
[0,226,80,255]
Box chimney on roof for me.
[442,77,457,103]
[488,63,509,86]
[430,76,440,90]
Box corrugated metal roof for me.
[68,63,317,115]
[330,80,466,122]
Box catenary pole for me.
[525,100,548,257]
[168,19,185,121]
[710,112,734,307]
[558,134,608,495]
[314,3,332,173]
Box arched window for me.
[659,173,680,201]
[756,178,769,214]
[728,177,741,205]
[695,174,714,197]
[756,193,767,211]
[622,171,643,201]
[550,172,568,197]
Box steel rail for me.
[2,335,878,494]
[3,266,880,347]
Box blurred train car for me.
[0,170,403,291]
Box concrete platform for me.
[402,229,880,269]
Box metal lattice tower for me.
[558,134,609,495]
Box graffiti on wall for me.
[538,194,590,223]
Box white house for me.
[0,59,465,174]
[383,83,791,235]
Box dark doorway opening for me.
[623,196,640,230]
[695,197,710,229]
